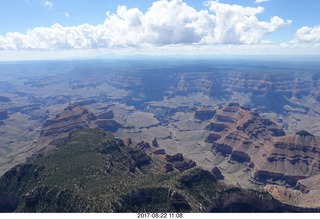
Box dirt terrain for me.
[0,59,320,209]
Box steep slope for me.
[1,128,315,213]
[39,105,96,146]
[38,104,122,148]
[194,102,320,210]
[207,103,320,190]
[265,173,320,209]
[256,130,320,186]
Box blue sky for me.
[0,0,320,60]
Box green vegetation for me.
[0,128,287,212]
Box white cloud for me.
[205,1,291,44]
[254,0,270,4]
[43,0,53,9]
[0,0,291,50]
[64,12,69,18]
[293,26,320,44]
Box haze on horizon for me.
[0,0,320,61]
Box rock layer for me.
[208,103,320,191]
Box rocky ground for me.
[0,59,320,210]
[1,128,319,212]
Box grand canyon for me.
[0,58,320,212]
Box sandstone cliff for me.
[208,103,320,191]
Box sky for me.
[0,0,320,61]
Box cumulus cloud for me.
[43,0,53,9]
[292,26,320,45]
[254,0,270,4]
[205,1,291,44]
[0,0,291,50]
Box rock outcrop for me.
[152,138,158,147]
[38,105,123,149]
[174,160,196,172]
[242,117,286,140]
[211,167,224,180]
[152,149,166,155]
[262,131,320,180]
[205,187,317,212]
[230,151,251,163]
[123,138,132,146]
[205,133,221,143]
[39,105,96,145]
[165,153,196,172]
[166,153,184,162]
[208,103,320,196]
[163,163,174,172]
[129,149,151,170]
[135,141,151,150]
[254,171,306,187]
[206,123,228,132]
[212,143,233,156]
[194,108,216,120]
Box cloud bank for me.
[0,0,292,50]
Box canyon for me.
[0,59,320,211]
